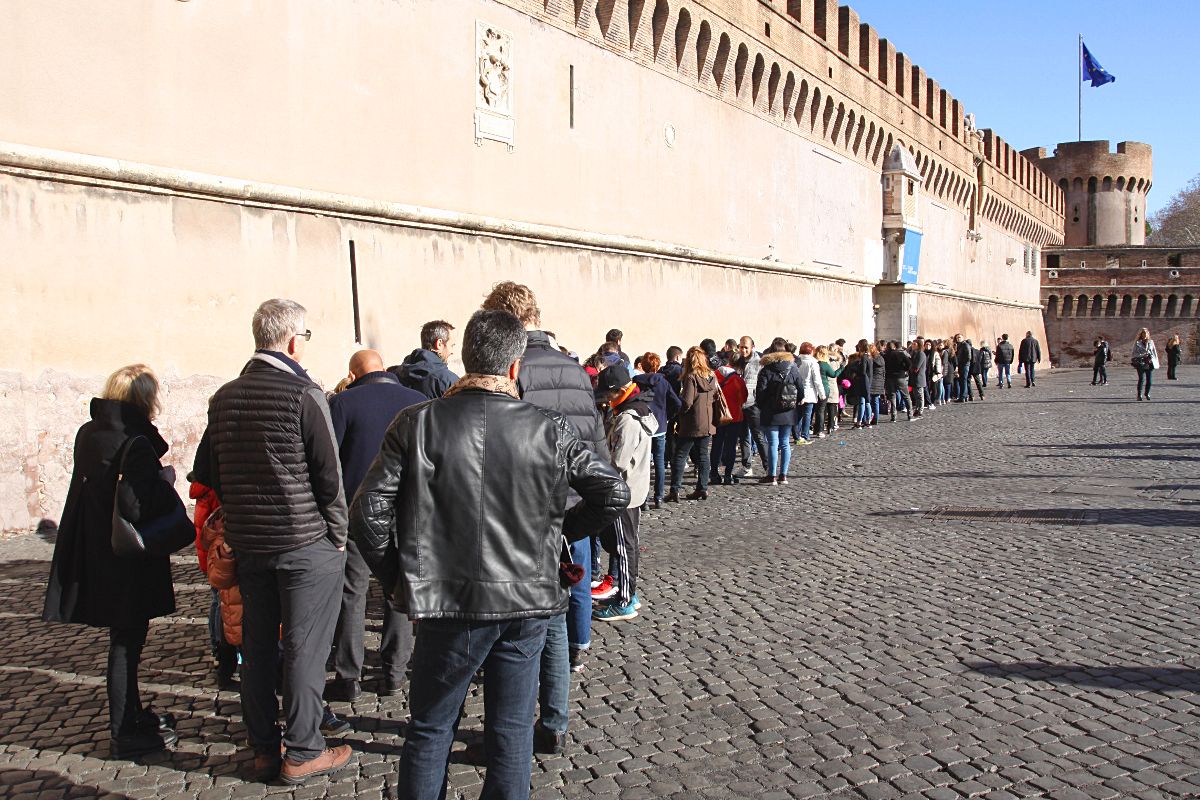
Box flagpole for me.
[1078,34,1082,141]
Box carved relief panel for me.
[476,21,515,148]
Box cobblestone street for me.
[2,368,1198,800]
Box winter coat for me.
[714,367,748,423]
[909,349,928,389]
[195,501,242,647]
[1093,342,1111,366]
[43,399,177,628]
[955,341,973,369]
[843,357,871,398]
[755,352,803,427]
[883,349,911,393]
[658,361,684,396]
[928,350,944,382]
[871,355,887,395]
[995,340,1016,365]
[329,371,427,499]
[677,372,721,438]
[979,346,994,370]
[1018,336,1041,364]
[794,354,827,404]
[348,385,628,620]
[194,352,348,555]
[632,371,682,431]
[605,395,659,508]
[1132,339,1159,370]
[740,351,763,407]
[941,349,955,380]
[819,360,844,402]
[389,348,459,399]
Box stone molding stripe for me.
[0,141,885,287]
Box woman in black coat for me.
[43,365,181,759]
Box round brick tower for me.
[1030,140,1152,247]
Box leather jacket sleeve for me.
[346,410,410,596]
[560,418,630,542]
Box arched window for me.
[1150,295,1163,317]
[1047,295,1060,317]
[1120,295,1133,316]
[1106,294,1118,317]
[1090,294,1103,317]
[673,9,691,69]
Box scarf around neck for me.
[443,373,520,399]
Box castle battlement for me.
[502,0,1064,246]
[1028,140,1152,247]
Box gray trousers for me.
[237,537,344,763]
[333,539,413,684]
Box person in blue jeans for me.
[754,339,803,485]
[347,310,629,799]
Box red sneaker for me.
[591,575,618,600]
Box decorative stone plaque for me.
[475,21,515,148]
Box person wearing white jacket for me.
[793,343,827,443]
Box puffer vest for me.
[207,357,327,553]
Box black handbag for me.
[111,436,195,559]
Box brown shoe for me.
[279,745,354,785]
[252,752,282,783]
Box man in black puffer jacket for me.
[348,310,627,799]
[481,281,611,755]
[194,299,353,786]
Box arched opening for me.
[1150,295,1163,317]
[1166,294,1179,317]
[1102,176,1113,192]
[651,0,670,59]
[1047,295,1060,317]
[751,53,765,104]
[1075,294,1089,317]
[830,102,846,142]
[1106,294,1118,317]
[733,43,748,96]
[595,0,616,37]
[809,87,821,130]
[852,117,865,155]
[767,62,781,112]
[782,71,796,116]
[712,32,730,87]
[1090,294,1103,317]
[821,96,835,137]
[1135,295,1147,316]
[673,9,691,69]
[1182,295,1195,318]
[627,0,647,49]
[1120,295,1133,316]
[1062,296,1075,316]
[695,20,711,80]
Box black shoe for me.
[112,730,177,759]
[663,491,679,503]
[378,677,404,698]
[652,498,661,510]
[137,708,176,734]
[323,679,361,703]
[685,490,709,501]
[890,413,896,422]
[533,721,566,755]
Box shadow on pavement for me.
[963,661,1200,693]
[869,508,1200,528]
[0,768,132,799]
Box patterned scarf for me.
[443,373,520,399]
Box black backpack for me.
[767,373,798,411]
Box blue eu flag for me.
[1081,41,1115,87]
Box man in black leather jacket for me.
[348,309,628,800]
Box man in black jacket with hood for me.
[481,281,612,755]
[347,309,627,799]
[388,320,459,399]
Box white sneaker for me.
[817,433,826,439]
[742,466,754,478]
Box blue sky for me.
[846,0,1196,219]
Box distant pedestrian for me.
[995,334,1015,388]
[1132,327,1159,401]
[1019,331,1041,388]
[1166,335,1182,380]
[667,346,720,501]
[1092,338,1111,385]
[755,338,803,485]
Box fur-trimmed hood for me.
[760,351,795,368]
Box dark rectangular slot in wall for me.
[569,65,575,129]
[349,240,361,344]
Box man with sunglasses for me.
[194,298,353,785]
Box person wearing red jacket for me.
[709,363,748,485]
[190,479,240,688]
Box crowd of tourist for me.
[40,280,1178,798]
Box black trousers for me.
[333,539,413,685]
[672,435,711,492]
[597,506,640,606]
[107,621,149,738]
[238,537,344,763]
[739,406,769,470]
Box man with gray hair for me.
[349,309,629,800]
[194,298,353,785]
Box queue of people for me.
[40,282,1178,798]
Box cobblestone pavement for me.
[2,368,1199,800]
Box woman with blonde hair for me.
[665,346,719,501]
[44,364,185,758]
[1166,334,1182,380]
[1131,328,1159,401]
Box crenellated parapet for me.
[498,0,1064,245]
[1025,140,1151,247]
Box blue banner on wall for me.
[900,229,922,283]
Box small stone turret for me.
[1024,140,1151,247]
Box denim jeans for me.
[892,388,911,414]
[1137,366,1154,397]
[997,364,1011,386]
[797,403,814,441]
[671,435,711,492]
[538,614,569,735]
[764,424,792,477]
[956,373,971,400]
[401,617,549,800]
[712,422,743,477]
[566,538,591,651]
[649,433,666,502]
[980,369,989,387]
